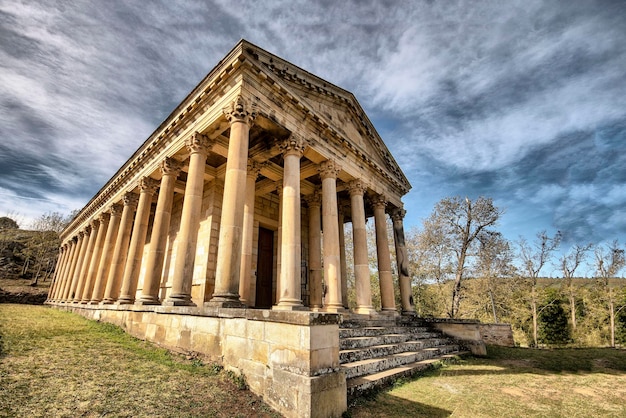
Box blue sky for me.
[1,0,625,276]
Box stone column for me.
[138,158,182,305]
[239,160,262,306]
[103,192,139,304]
[275,136,306,310]
[338,206,349,308]
[48,247,66,302]
[391,208,416,315]
[73,222,99,302]
[118,177,159,304]
[209,95,256,308]
[81,213,109,303]
[68,229,91,302]
[60,238,79,301]
[306,189,322,309]
[373,195,396,313]
[275,182,283,303]
[90,204,122,303]
[348,180,375,315]
[319,160,344,312]
[166,132,213,306]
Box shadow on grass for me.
[349,391,452,417]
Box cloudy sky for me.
[1,0,625,275]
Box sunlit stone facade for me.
[47,40,413,418]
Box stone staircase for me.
[340,316,470,400]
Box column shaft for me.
[166,133,212,306]
[74,224,98,302]
[138,158,181,305]
[373,197,396,312]
[68,231,89,301]
[307,191,322,309]
[392,208,416,315]
[81,214,109,303]
[210,95,256,308]
[48,248,66,301]
[239,161,261,306]
[349,181,375,315]
[90,204,122,303]
[338,207,348,308]
[275,137,305,310]
[102,193,138,304]
[275,183,283,304]
[320,160,343,311]
[118,177,158,304]
[60,239,79,301]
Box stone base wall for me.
[427,319,515,355]
[53,304,347,418]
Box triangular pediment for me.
[239,40,411,192]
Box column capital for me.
[391,208,406,222]
[347,180,366,197]
[110,203,124,217]
[304,189,322,208]
[279,134,307,158]
[371,194,387,210]
[247,160,263,178]
[319,160,341,180]
[78,230,87,238]
[161,157,183,176]
[89,218,99,229]
[223,94,257,126]
[98,212,111,226]
[139,176,159,194]
[185,131,213,156]
[123,192,139,209]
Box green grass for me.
[348,345,626,417]
[0,304,279,417]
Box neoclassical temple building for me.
[47,40,421,417]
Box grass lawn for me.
[0,304,280,417]
[349,346,626,418]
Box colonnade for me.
[47,95,415,315]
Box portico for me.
[47,40,414,418]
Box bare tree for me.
[559,243,592,331]
[595,240,625,348]
[418,196,502,318]
[518,231,562,347]
[476,232,516,323]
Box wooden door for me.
[255,227,274,308]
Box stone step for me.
[340,338,454,363]
[339,326,431,338]
[340,332,441,350]
[342,345,460,380]
[346,353,469,401]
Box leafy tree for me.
[538,288,570,345]
[594,240,625,347]
[518,231,562,347]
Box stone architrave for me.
[68,229,90,302]
[391,208,416,315]
[102,192,139,304]
[60,238,79,301]
[306,189,322,309]
[372,194,396,313]
[239,160,262,306]
[81,213,110,303]
[74,221,99,302]
[348,180,375,315]
[137,157,182,305]
[274,135,306,310]
[166,132,213,306]
[209,95,256,308]
[319,160,344,312]
[90,204,122,303]
[118,177,159,304]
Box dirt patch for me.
[0,287,48,304]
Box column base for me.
[116,298,135,305]
[204,299,245,309]
[272,304,309,311]
[322,304,347,313]
[87,300,102,305]
[101,299,115,305]
[354,306,377,315]
[136,297,161,306]
[163,294,196,307]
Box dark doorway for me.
[255,227,274,308]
